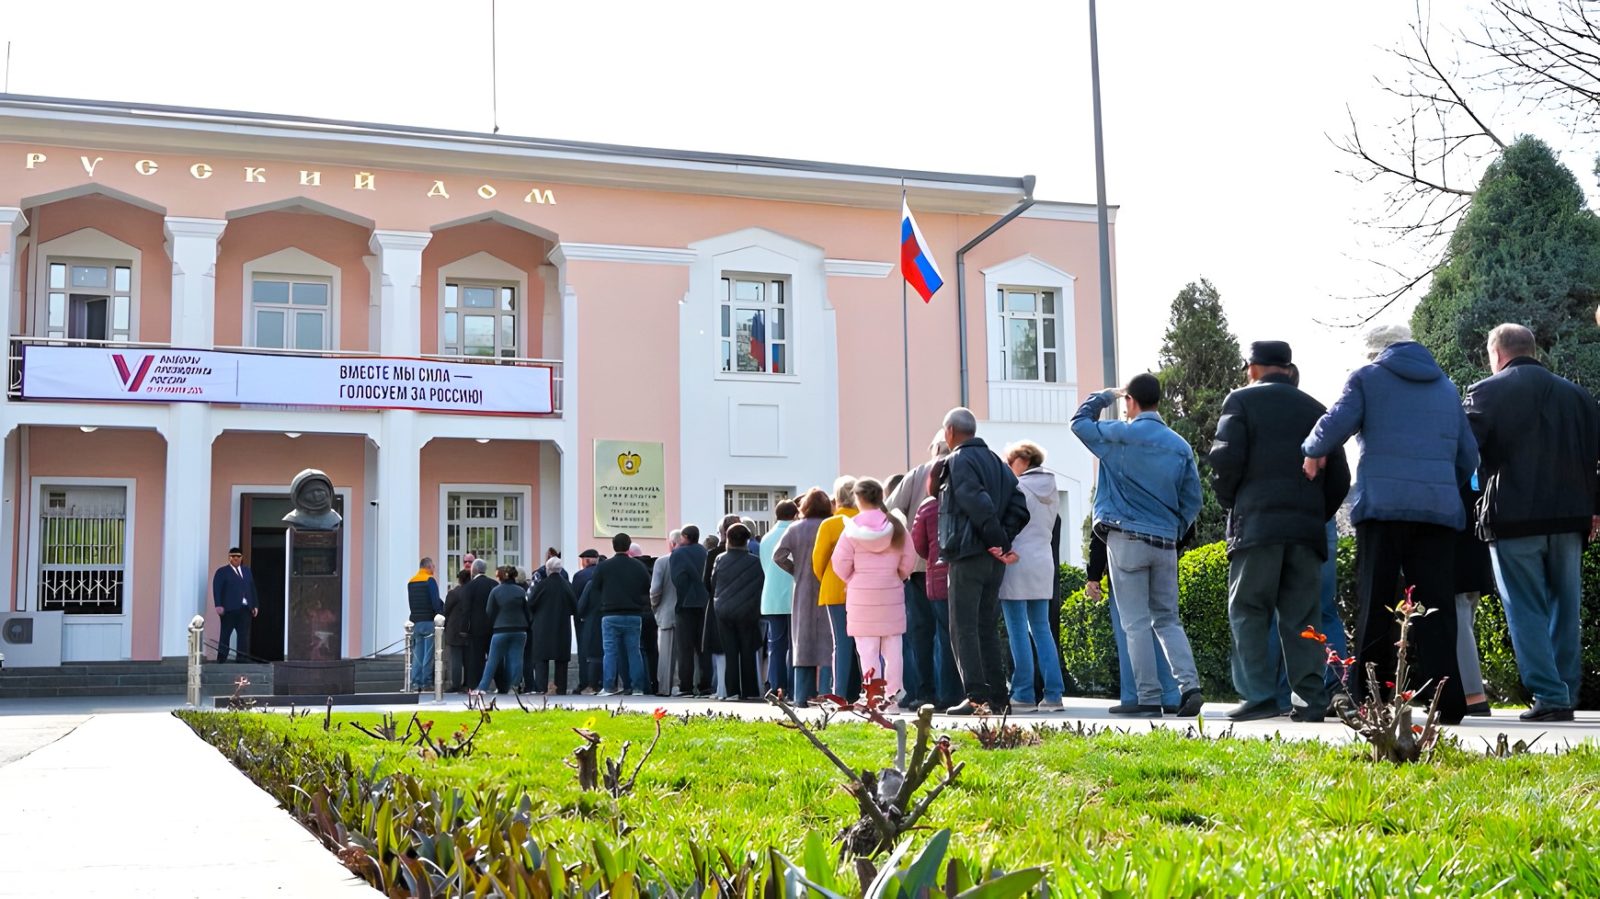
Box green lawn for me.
[192,708,1600,895]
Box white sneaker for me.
[1037,698,1068,713]
[597,689,621,697]
[630,690,645,696]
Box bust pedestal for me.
[285,527,342,661]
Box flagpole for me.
[900,184,913,471]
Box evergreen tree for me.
[1412,135,1600,391]
[1156,279,1244,548]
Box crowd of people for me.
[406,320,1594,724]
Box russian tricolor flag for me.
[901,198,944,303]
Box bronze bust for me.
[282,469,342,531]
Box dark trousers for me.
[1228,542,1328,710]
[946,554,1008,708]
[718,614,763,699]
[1354,521,1466,723]
[527,658,570,694]
[675,606,715,694]
[640,613,661,695]
[763,614,791,697]
[928,599,963,706]
[902,574,935,702]
[447,642,469,691]
[217,609,252,662]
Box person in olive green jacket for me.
[812,475,860,697]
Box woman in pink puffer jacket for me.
[831,477,917,701]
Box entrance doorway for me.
[240,492,345,662]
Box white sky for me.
[4,0,1596,410]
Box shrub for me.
[1174,542,1234,699]
[1058,583,1118,698]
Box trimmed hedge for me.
[1060,537,1600,708]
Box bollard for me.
[402,620,414,692]
[433,613,446,703]
[186,615,206,708]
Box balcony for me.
[7,337,565,415]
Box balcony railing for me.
[7,337,564,415]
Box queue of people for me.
[410,320,1593,723]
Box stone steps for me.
[0,657,409,699]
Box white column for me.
[0,210,25,608]
[369,230,431,356]
[164,217,225,347]
[159,218,223,656]
[375,410,419,652]
[370,230,430,653]
[0,207,25,365]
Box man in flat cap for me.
[1208,340,1351,721]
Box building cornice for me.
[548,243,697,267]
[823,259,894,278]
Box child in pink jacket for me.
[831,477,918,702]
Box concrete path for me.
[0,712,373,898]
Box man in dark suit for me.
[465,559,499,690]
[212,546,259,662]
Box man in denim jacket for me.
[1071,372,1206,718]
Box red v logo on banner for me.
[111,354,154,392]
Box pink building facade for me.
[0,96,1116,664]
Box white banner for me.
[20,345,555,415]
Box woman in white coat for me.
[999,441,1067,711]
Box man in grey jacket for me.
[650,529,683,696]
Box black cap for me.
[1246,340,1293,368]
[578,548,600,559]
[228,546,242,555]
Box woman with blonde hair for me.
[999,440,1067,712]
[831,477,917,703]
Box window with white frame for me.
[445,492,522,576]
[997,287,1062,382]
[719,275,789,374]
[251,275,330,351]
[45,260,132,342]
[723,486,791,537]
[443,281,518,357]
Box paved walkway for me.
[1,694,1595,897]
[0,710,372,898]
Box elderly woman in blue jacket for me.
[1301,324,1477,725]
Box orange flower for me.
[1411,725,1423,735]
[652,707,668,722]
[1301,627,1328,644]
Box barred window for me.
[37,486,127,615]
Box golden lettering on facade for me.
[14,149,563,205]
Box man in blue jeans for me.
[590,532,652,696]
[1087,529,1181,711]
[1072,374,1206,718]
[1465,323,1600,722]
[406,557,442,691]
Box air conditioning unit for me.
[0,611,64,668]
